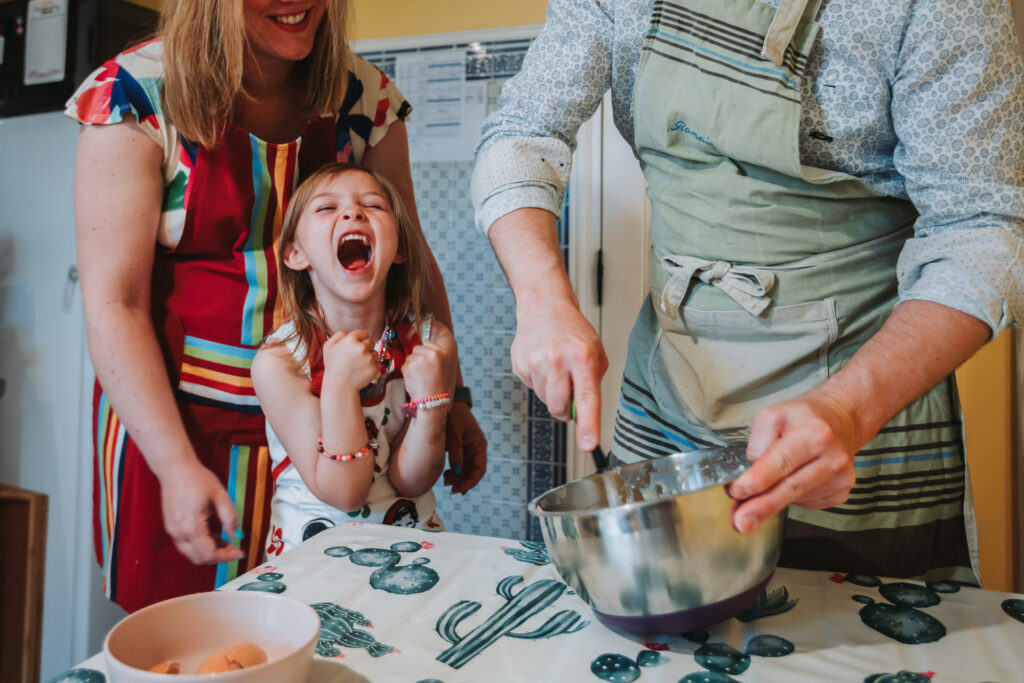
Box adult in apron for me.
[68,37,420,612]
[614,0,978,583]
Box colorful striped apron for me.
[613,0,978,583]
[92,115,337,612]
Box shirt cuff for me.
[474,183,565,236]
[472,136,573,234]
[897,227,1024,337]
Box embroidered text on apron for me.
[613,0,977,583]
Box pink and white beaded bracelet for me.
[317,438,375,462]
[401,391,453,418]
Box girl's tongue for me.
[338,234,372,271]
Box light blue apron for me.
[613,0,977,583]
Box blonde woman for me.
[66,0,485,612]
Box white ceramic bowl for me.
[103,591,319,682]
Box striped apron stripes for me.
[92,115,336,612]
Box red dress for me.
[65,40,411,612]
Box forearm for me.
[488,207,607,440]
[389,413,447,497]
[85,304,197,477]
[489,208,578,314]
[313,388,374,511]
[811,300,990,448]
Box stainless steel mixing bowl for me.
[528,445,785,634]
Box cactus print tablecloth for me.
[61,522,1024,682]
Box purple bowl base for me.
[592,573,773,635]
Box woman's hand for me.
[443,401,488,494]
[158,459,245,564]
[323,329,378,391]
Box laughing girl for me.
[253,163,453,553]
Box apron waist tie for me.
[658,255,776,318]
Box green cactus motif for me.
[324,541,439,594]
[736,585,798,622]
[435,575,588,669]
[312,602,395,658]
[502,540,551,566]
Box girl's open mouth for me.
[338,232,373,272]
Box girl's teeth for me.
[275,11,308,25]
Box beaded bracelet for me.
[401,391,453,418]
[317,437,375,462]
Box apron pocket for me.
[649,295,838,440]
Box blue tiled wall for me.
[361,39,568,541]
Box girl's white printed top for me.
[263,321,442,558]
[472,0,1024,336]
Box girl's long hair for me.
[159,0,350,148]
[274,163,431,369]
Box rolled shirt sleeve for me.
[472,0,616,234]
[891,0,1024,335]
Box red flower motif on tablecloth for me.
[644,642,669,651]
[920,672,935,679]
[256,565,278,574]
[420,542,435,549]
[829,572,846,583]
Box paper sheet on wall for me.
[24,0,67,86]
[396,51,487,163]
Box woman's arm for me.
[388,322,457,497]
[364,122,488,493]
[251,340,375,512]
[74,122,243,564]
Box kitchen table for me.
[56,521,1024,682]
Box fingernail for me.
[738,515,755,533]
[731,485,747,500]
[581,436,596,451]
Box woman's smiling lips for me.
[270,9,312,33]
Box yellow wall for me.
[119,0,548,35]
[958,332,1019,592]
[350,1,546,41]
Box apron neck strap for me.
[761,0,821,66]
